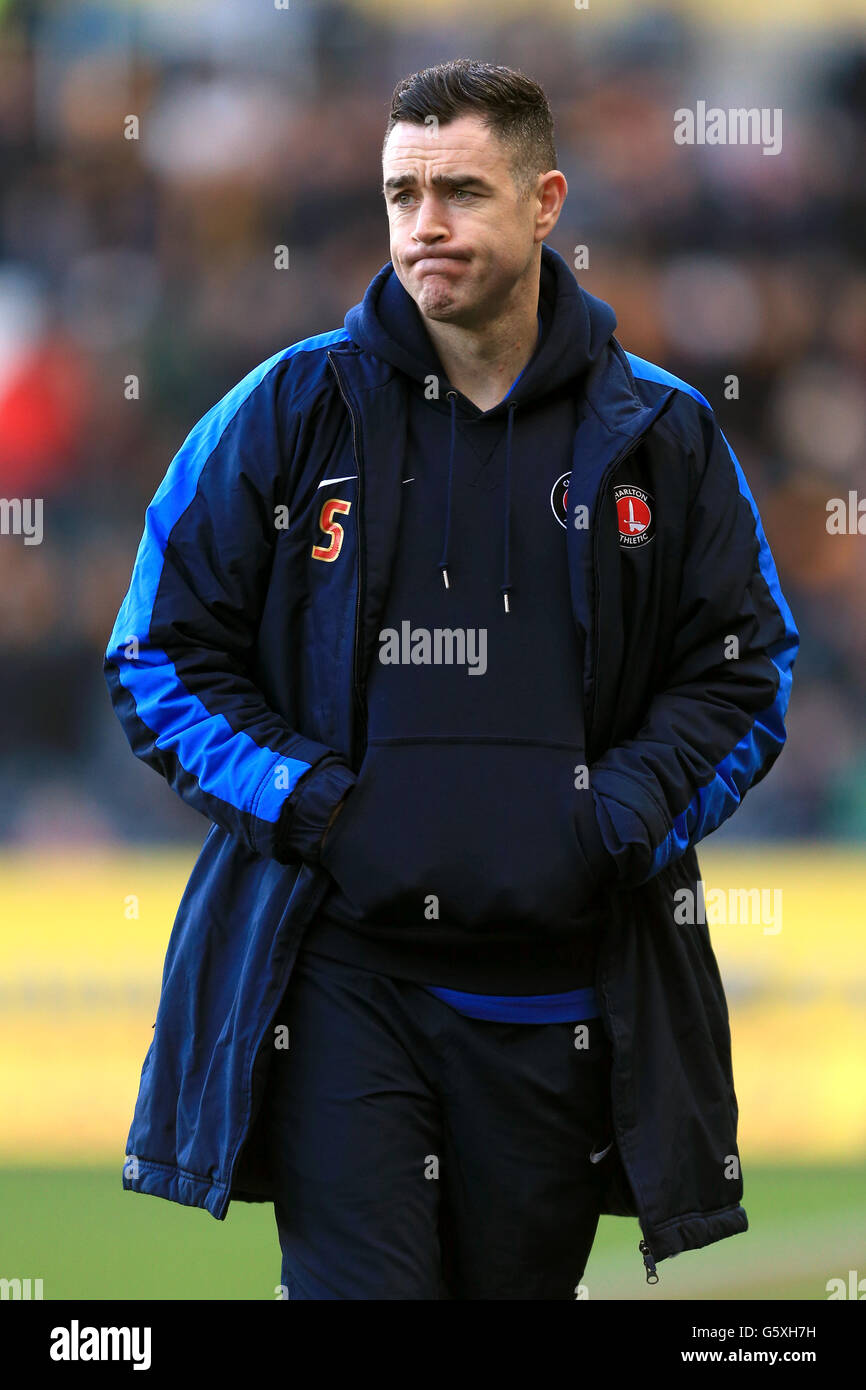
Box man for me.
[104,59,798,1300]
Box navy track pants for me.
[261,948,615,1300]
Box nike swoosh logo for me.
[316,476,415,488]
[589,1139,614,1164]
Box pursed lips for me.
[411,255,468,271]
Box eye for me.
[389,188,475,207]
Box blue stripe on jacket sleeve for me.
[623,353,798,876]
[647,428,798,877]
[105,328,351,824]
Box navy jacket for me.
[104,243,798,1278]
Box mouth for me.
[410,255,467,272]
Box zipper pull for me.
[639,1239,659,1284]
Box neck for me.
[422,262,541,413]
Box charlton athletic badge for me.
[614,484,654,547]
[550,472,570,528]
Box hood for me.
[344,242,617,611]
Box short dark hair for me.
[383,59,557,200]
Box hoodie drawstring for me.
[438,390,458,594]
[438,390,516,614]
[501,402,516,613]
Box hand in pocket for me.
[320,786,353,854]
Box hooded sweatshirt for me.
[302,244,619,1001]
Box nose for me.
[410,192,449,246]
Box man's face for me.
[382,113,547,328]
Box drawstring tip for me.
[441,567,449,590]
[503,591,510,613]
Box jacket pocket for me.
[318,737,604,930]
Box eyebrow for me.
[382,172,493,195]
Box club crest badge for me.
[550,472,570,529]
[614,484,654,547]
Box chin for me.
[415,287,463,319]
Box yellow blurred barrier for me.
[0,846,863,1163]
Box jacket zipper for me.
[639,1239,659,1284]
[327,350,367,772]
[586,387,675,1286]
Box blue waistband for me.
[422,984,600,1024]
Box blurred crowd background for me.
[1,0,865,852]
[1,0,865,1303]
